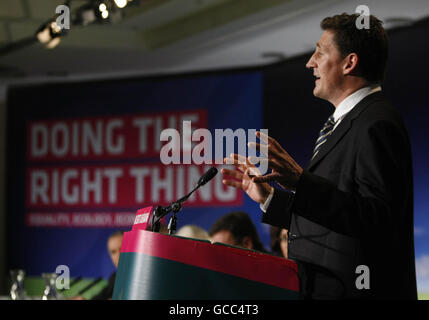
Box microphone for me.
[197,167,218,186]
[176,166,218,204]
[151,167,218,232]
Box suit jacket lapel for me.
[306,91,384,171]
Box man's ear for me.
[241,236,253,249]
[343,53,359,75]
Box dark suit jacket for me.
[262,91,417,299]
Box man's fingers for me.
[255,130,270,145]
[248,144,286,165]
[224,153,242,164]
[223,155,259,178]
[224,153,256,168]
[247,141,269,157]
[256,131,287,154]
[267,158,284,172]
[249,139,287,163]
[222,179,243,190]
[252,173,277,184]
[220,167,244,180]
[269,137,288,154]
[246,165,263,177]
[248,155,284,173]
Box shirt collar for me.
[333,85,381,122]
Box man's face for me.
[306,30,345,103]
[108,235,123,269]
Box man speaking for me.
[221,13,417,299]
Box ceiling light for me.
[99,3,107,12]
[45,37,61,49]
[114,0,128,9]
[36,20,63,49]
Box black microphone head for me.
[198,167,218,186]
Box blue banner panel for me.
[7,72,266,279]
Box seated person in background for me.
[209,211,266,252]
[71,230,123,300]
[176,224,210,241]
[269,226,288,258]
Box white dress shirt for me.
[260,85,382,213]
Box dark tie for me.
[312,115,336,160]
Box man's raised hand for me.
[248,131,303,190]
[221,154,272,204]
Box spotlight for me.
[74,1,112,25]
[114,0,128,9]
[98,2,109,19]
[36,20,63,49]
[45,37,61,49]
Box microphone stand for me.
[167,202,181,235]
[150,167,218,234]
[151,183,201,234]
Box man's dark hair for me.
[320,13,389,84]
[209,211,265,252]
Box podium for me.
[113,229,300,300]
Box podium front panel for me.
[113,230,299,300]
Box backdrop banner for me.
[7,72,265,278]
